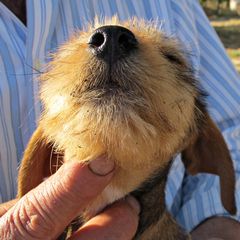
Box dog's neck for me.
[132,160,173,236]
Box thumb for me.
[0,156,114,240]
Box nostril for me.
[118,32,138,50]
[89,32,105,48]
[119,33,129,45]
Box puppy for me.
[17,18,236,240]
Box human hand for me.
[191,216,240,240]
[0,156,140,240]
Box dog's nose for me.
[88,26,138,62]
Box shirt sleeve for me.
[0,3,28,202]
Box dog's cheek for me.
[145,69,197,154]
[40,37,95,99]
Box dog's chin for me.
[88,85,126,98]
[80,85,141,109]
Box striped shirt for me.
[0,0,239,231]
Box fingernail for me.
[88,155,115,176]
[126,196,141,215]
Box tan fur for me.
[37,19,196,213]
[17,18,236,239]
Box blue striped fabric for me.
[0,0,239,231]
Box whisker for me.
[9,73,42,76]
[55,153,60,173]
[50,147,54,175]
[24,62,44,74]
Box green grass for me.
[227,49,240,58]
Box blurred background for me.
[201,0,240,73]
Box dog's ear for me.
[17,126,61,197]
[182,113,236,215]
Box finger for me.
[191,217,240,240]
[207,238,224,240]
[0,199,18,217]
[70,196,140,240]
[0,156,115,240]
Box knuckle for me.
[0,214,15,240]
[1,195,56,240]
[22,195,56,238]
